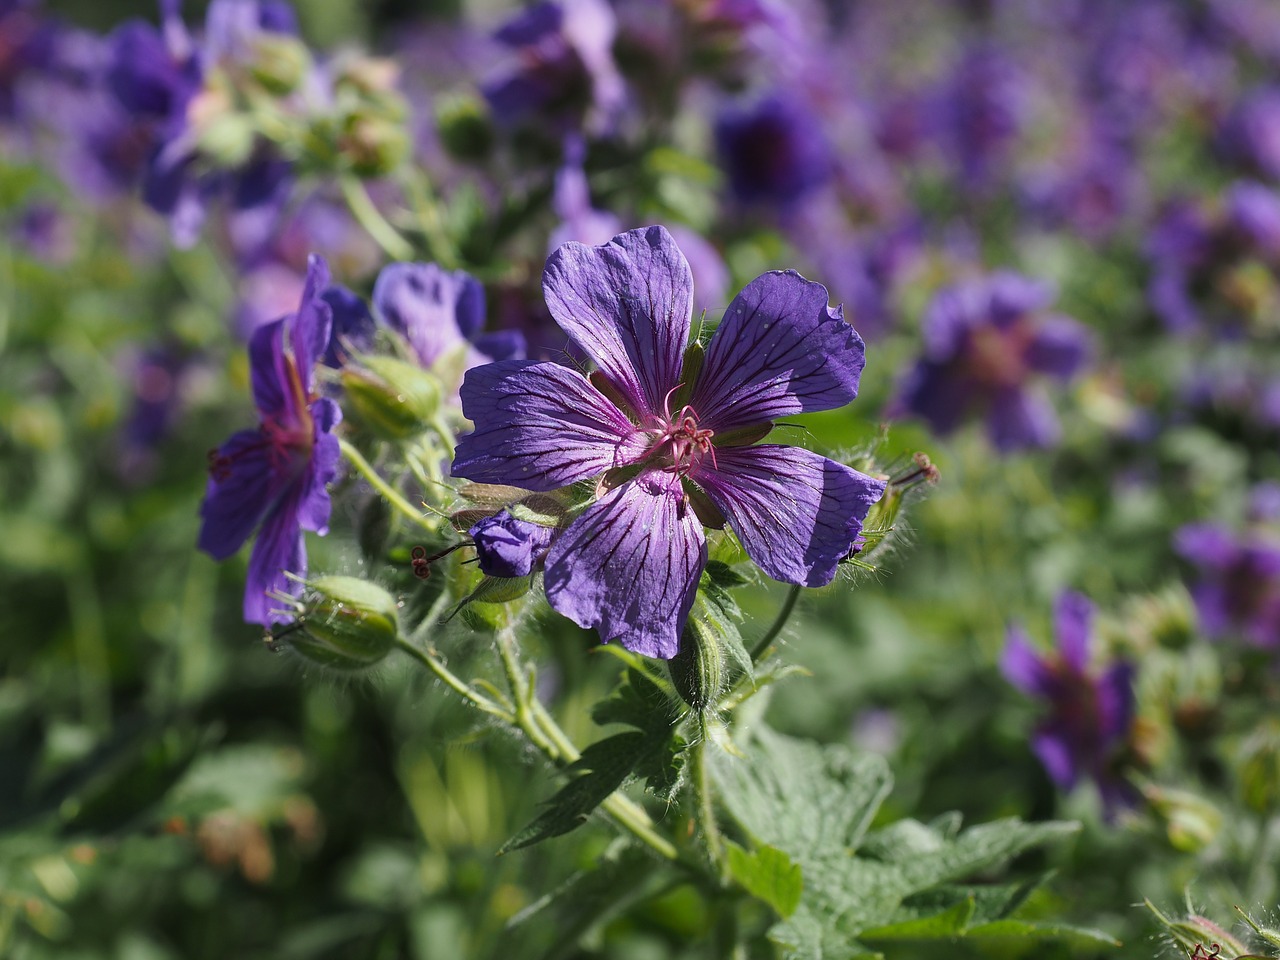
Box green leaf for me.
[962,920,1121,948]
[860,897,976,939]
[726,842,803,918]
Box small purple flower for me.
[469,510,555,579]
[893,272,1092,451]
[1003,592,1137,817]
[714,92,832,206]
[1175,523,1280,648]
[372,261,526,372]
[198,254,342,625]
[931,41,1024,189]
[452,225,886,659]
[1220,86,1280,181]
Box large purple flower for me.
[451,225,886,659]
[1175,523,1280,648]
[198,254,342,625]
[893,272,1092,451]
[1003,592,1137,817]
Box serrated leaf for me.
[860,897,976,939]
[726,843,803,918]
[963,919,1121,948]
[636,733,687,804]
[703,560,749,589]
[591,667,679,733]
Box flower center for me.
[967,321,1033,388]
[207,357,314,482]
[644,403,717,476]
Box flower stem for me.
[750,583,801,662]
[339,437,438,534]
[339,175,414,261]
[693,720,727,882]
[394,637,513,722]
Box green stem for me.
[693,721,727,881]
[394,637,512,722]
[404,168,458,269]
[339,175,414,261]
[750,583,802,662]
[339,437,438,534]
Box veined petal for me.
[249,317,288,418]
[197,428,279,560]
[544,469,706,659]
[452,360,646,491]
[291,254,333,390]
[692,271,865,432]
[244,487,306,626]
[294,398,342,535]
[690,445,886,587]
[543,225,693,419]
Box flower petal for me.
[291,254,333,391]
[690,445,886,587]
[544,469,706,659]
[294,398,342,535]
[691,271,865,432]
[197,428,278,560]
[1053,590,1094,673]
[1001,624,1051,697]
[372,262,475,367]
[1026,315,1092,379]
[986,385,1059,450]
[249,316,288,417]
[243,487,306,626]
[542,225,692,419]
[1032,728,1078,790]
[452,360,645,491]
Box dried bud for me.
[277,576,399,670]
[341,355,441,440]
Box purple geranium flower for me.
[1175,523,1280,648]
[451,225,886,659]
[1003,591,1137,817]
[469,510,556,579]
[893,272,1092,451]
[198,254,342,625]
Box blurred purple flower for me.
[1220,86,1280,181]
[0,0,56,121]
[372,262,526,372]
[11,201,74,262]
[893,272,1092,451]
[452,225,885,658]
[1003,591,1137,817]
[931,41,1024,188]
[715,92,832,206]
[198,254,342,625]
[1175,523,1280,648]
[483,0,625,135]
[469,510,555,579]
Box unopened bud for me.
[669,617,725,712]
[340,114,410,177]
[1143,783,1222,853]
[341,354,441,440]
[249,33,312,95]
[334,55,402,99]
[436,93,494,161]
[1146,899,1250,960]
[197,112,257,167]
[277,576,398,670]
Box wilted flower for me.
[198,254,342,625]
[1003,591,1137,816]
[1175,522,1280,648]
[452,225,885,658]
[893,272,1092,451]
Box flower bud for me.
[197,112,257,168]
[669,617,725,713]
[278,576,398,670]
[340,114,410,178]
[1146,900,1250,960]
[341,355,441,440]
[1239,719,1280,815]
[249,33,312,95]
[469,509,556,578]
[436,93,494,162]
[1142,783,1222,853]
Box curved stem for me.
[339,437,438,535]
[750,583,802,662]
[394,637,512,722]
[339,176,414,261]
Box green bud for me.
[1143,783,1222,853]
[435,93,495,162]
[1145,900,1251,960]
[279,576,398,670]
[341,355,441,440]
[669,617,725,713]
[340,114,410,177]
[334,55,402,99]
[1239,719,1280,815]
[249,33,312,95]
[196,111,257,168]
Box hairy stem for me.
[394,637,512,722]
[750,583,802,662]
[693,720,727,882]
[339,437,438,534]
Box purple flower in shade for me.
[1220,86,1280,182]
[469,510,556,579]
[198,254,342,625]
[0,0,56,121]
[372,262,526,373]
[714,92,832,206]
[931,41,1024,189]
[482,0,625,135]
[1175,523,1280,648]
[893,272,1092,452]
[451,225,886,659]
[1003,592,1137,817]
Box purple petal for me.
[894,360,977,436]
[292,254,333,390]
[1032,729,1079,790]
[471,329,527,362]
[1173,522,1239,568]
[1053,591,1095,672]
[294,399,342,534]
[249,317,288,418]
[986,385,1060,451]
[372,262,476,367]
[469,510,555,578]
[1096,661,1135,744]
[1026,316,1092,379]
[243,486,306,626]
[452,360,645,491]
[692,271,865,433]
[1001,624,1051,697]
[690,445,886,587]
[197,428,276,560]
[543,225,693,420]
[544,469,706,659]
